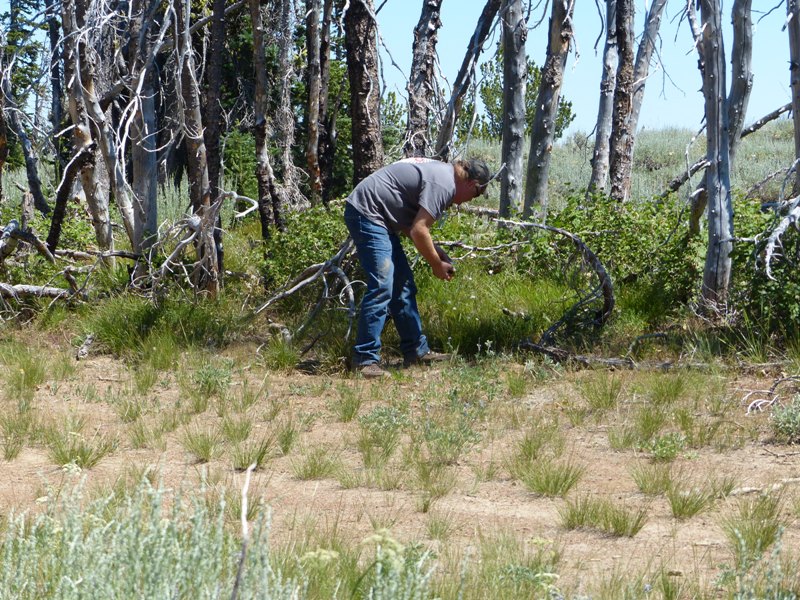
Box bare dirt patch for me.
[1,349,799,596]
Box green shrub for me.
[263,204,348,288]
[771,395,800,444]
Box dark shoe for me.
[356,363,390,379]
[403,351,452,368]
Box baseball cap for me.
[462,158,492,196]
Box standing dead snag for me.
[523,0,574,220]
[698,0,734,311]
[434,0,501,161]
[344,0,384,184]
[499,0,527,217]
[404,0,443,158]
[789,0,800,195]
[607,0,635,203]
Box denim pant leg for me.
[388,235,429,361]
[345,205,394,366]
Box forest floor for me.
[1,341,799,596]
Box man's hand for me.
[410,209,457,282]
[432,260,454,281]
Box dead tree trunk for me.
[523,0,574,219]
[272,0,299,213]
[607,0,635,202]
[434,0,501,161]
[628,0,667,140]
[305,0,323,204]
[690,0,753,235]
[499,0,526,216]
[62,0,113,254]
[404,0,443,158]
[204,0,227,271]
[128,0,161,252]
[344,0,384,184]
[318,0,337,204]
[788,0,800,194]
[175,0,218,294]
[587,0,618,199]
[78,28,138,250]
[250,0,285,240]
[699,0,733,310]
[0,84,7,204]
[0,78,51,216]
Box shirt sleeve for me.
[417,180,451,222]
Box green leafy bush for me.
[263,204,348,288]
[771,395,800,444]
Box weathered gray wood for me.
[175,0,217,295]
[587,0,618,199]
[62,0,113,256]
[523,0,574,219]
[628,0,667,142]
[699,0,733,309]
[404,0,443,158]
[0,78,51,216]
[434,0,501,161]
[788,0,800,194]
[690,0,753,235]
[499,0,526,217]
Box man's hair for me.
[457,158,491,187]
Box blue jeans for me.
[344,203,430,366]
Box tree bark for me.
[250,0,285,240]
[523,0,574,219]
[46,146,95,252]
[175,0,218,294]
[499,0,526,216]
[608,0,635,202]
[788,0,800,194]
[47,3,63,176]
[128,0,160,252]
[62,0,113,254]
[204,0,227,271]
[699,0,733,310]
[587,0,618,199]
[344,0,384,184]
[0,86,7,204]
[434,0,501,161]
[404,0,443,158]
[628,0,667,140]
[305,0,323,204]
[690,0,752,235]
[78,31,138,250]
[318,0,337,204]
[1,77,51,216]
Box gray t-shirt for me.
[346,159,455,232]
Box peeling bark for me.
[523,0,573,219]
[608,0,635,202]
[404,0,443,158]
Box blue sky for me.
[376,1,790,136]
